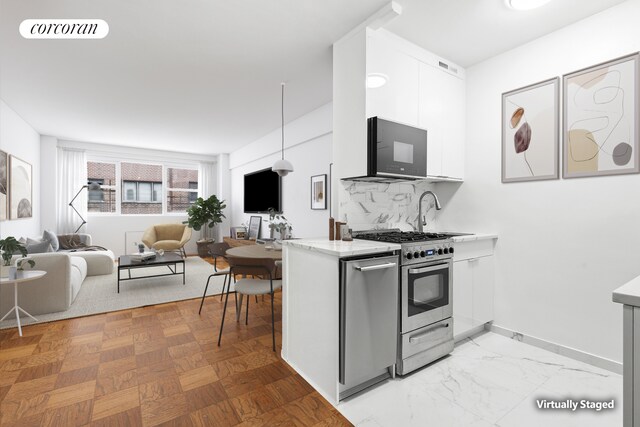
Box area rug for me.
[0,256,228,329]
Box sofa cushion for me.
[71,250,115,276]
[42,230,60,251]
[69,256,88,301]
[26,239,53,254]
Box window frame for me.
[86,157,200,217]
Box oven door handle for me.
[409,322,450,343]
[408,264,448,274]
[354,262,397,272]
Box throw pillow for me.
[58,234,83,250]
[42,230,60,252]
[26,241,53,254]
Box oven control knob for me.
[444,248,449,254]
[414,251,420,259]
[449,247,454,254]
[420,251,426,258]
[438,248,443,255]
[406,252,413,259]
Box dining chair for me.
[199,242,232,314]
[218,256,282,352]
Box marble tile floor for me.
[336,332,622,427]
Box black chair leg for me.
[246,295,250,325]
[199,275,214,315]
[218,279,233,347]
[270,290,276,352]
[220,273,229,301]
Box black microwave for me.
[367,117,428,180]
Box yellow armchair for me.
[142,224,192,257]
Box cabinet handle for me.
[409,323,450,343]
[354,262,397,272]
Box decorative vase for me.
[0,264,10,278]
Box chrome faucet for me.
[418,190,442,232]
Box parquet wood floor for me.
[0,258,352,426]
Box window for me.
[121,163,162,214]
[167,167,198,212]
[87,161,199,215]
[87,162,116,213]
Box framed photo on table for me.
[311,174,327,210]
[248,216,261,240]
[230,226,247,240]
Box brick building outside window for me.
[87,161,198,215]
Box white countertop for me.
[281,238,401,257]
[451,233,499,243]
[613,275,640,307]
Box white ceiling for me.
[0,0,630,155]
[386,0,629,68]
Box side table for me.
[0,270,47,336]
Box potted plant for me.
[183,195,226,257]
[268,208,292,240]
[0,236,33,278]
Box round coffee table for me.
[0,270,46,336]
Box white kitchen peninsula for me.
[280,238,401,404]
[612,277,640,426]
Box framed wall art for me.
[311,174,327,210]
[0,150,7,220]
[502,78,559,183]
[9,155,32,219]
[248,216,262,240]
[563,53,639,178]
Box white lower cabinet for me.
[453,239,496,341]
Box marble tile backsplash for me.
[339,180,438,231]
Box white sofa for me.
[0,237,116,317]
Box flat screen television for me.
[244,168,282,213]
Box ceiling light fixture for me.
[506,0,552,10]
[272,82,294,177]
[367,73,389,89]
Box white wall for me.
[230,103,332,238]
[0,100,41,238]
[40,135,58,233]
[216,153,231,241]
[437,0,640,364]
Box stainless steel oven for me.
[401,259,452,334]
[353,230,456,376]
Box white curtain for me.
[199,161,217,240]
[56,148,88,234]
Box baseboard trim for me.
[454,324,486,344]
[487,324,622,375]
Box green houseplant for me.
[268,208,292,240]
[183,195,226,257]
[0,236,34,278]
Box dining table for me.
[225,244,283,321]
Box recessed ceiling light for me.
[367,73,388,89]
[506,0,552,10]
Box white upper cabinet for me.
[366,29,465,181]
[366,35,420,127]
[419,63,465,180]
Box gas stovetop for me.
[353,229,455,264]
[353,230,455,244]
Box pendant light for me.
[272,82,294,177]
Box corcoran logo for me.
[19,19,109,39]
